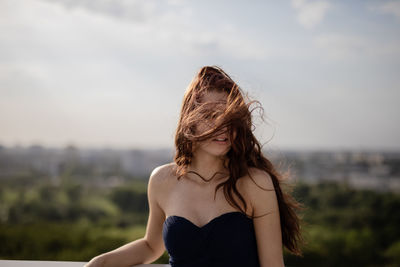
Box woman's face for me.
[193,90,233,157]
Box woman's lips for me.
[212,138,228,144]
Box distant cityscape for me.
[0,144,399,192]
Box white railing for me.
[0,260,170,267]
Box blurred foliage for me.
[0,175,399,266]
[284,181,400,267]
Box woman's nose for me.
[215,127,229,137]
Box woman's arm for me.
[246,169,285,267]
[85,166,167,267]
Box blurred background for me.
[1,0,399,266]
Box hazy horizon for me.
[1,141,399,153]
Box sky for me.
[0,0,399,151]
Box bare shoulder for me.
[235,167,275,216]
[148,162,177,192]
[246,167,279,217]
[150,162,177,182]
[242,167,274,192]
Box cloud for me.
[35,0,267,61]
[313,33,400,61]
[39,0,158,23]
[377,1,400,19]
[313,33,366,60]
[291,0,331,29]
[179,27,270,60]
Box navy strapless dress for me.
[162,211,260,267]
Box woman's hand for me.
[84,254,106,267]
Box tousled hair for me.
[173,65,303,256]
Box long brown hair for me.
[173,65,303,256]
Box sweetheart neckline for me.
[164,211,251,229]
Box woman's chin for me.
[207,145,231,157]
[194,139,231,157]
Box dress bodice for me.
[162,211,260,267]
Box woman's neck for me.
[189,150,229,182]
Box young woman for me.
[85,66,303,267]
